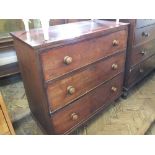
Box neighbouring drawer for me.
[136,19,155,29]
[51,73,123,134]
[134,24,155,45]
[126,55,155,87]
[130,39,155,66]
[40,30,127,81]
[47,52,125,111]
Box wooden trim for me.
[0,37,14,49]
[0,62,20,78]
[0,92,15,135]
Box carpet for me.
[0,72,155,135]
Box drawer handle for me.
[71,113,78,121]
[112,40,119,46]
[111,86,117,92]
[112,64,118,70]
[140,50,146,55]
[67,86,75,95]
[64,56,72,65]
[142,32,149,37]
[139,68,144,73]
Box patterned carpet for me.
[0,71,155,135]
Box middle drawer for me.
[47,52,125,111]
[130,39,155,67]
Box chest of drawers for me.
[11,20,128,134]
[120,19,155,97]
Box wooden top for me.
[10,20,128,50]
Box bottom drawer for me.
[126,55,155,88]
[51,73,124,134]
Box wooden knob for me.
[142,32,149,37]
[71,113,78,121]
[67,86,75,95]
[112,64,118,70]
[64,56,72,65]
[139,68,144,73]
[111,86,117,92]
[140,50,146,55]
[112,40,119,46]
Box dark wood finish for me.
[130,39,155,66]
[134,24,155,45]
[136,19,155,28]
[47,52,125,111]
[0,37,14,49]
[117,19,155,95]
[52,73,124,134]
[0,62,19,78]
[41,30,127,81]
[126,54,155,88]
[11,20,128,134]
[13,38,53,134]
[11,20,128,49]
[0,47,20,78]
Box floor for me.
[0,71,155,135]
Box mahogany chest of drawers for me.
[11,20,128,134]
[120,19,155,97]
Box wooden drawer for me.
[51,73,123,134]
[134,24,155,45]
[40,30,127,81]
[130,39,155,66]
[126,55,155,87]
[136,19,155,29]
[47,52,125,111]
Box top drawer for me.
[40,30,127,81]
[136,19,155,29]
[134,24,155,45]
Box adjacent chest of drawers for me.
[121,19,155,97]
[11,20,128,134]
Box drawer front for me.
[126,55,155,87]
[52,73,124,134]
[136,19,155,29]
[47,52,125,111]
[40,30,127,81]
[134,24,155,45]
[130,39,155,66]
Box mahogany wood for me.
[47,52,125,111]
[11,20,128,134]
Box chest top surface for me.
[10,20,128,50]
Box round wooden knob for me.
[111,86,117,92]
[140,50,146,55]
[67,86,75,95]
[112,40,119,46]
[142,32,149,37]
[71,113,78,121]
[112,64,118,70]
[64,56,72,65]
